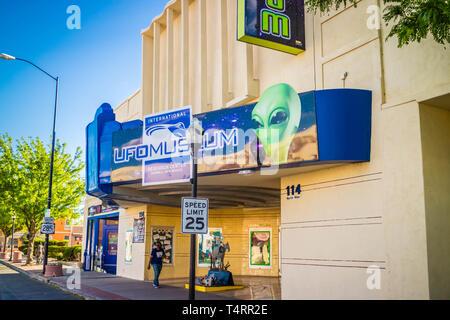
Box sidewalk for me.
[0,258,280,300]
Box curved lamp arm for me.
[0,53,57,81]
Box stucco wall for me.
[116,205,147,281]
[420,104,450,299]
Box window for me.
[64,235,70,241]
[64,220,71,230]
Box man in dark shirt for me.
[147,242,165,288]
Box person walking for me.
[147,242,164,288]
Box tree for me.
[305,0,450,47]
[0,134,85,264]
[0,208,14,253]
[0,135,21,253]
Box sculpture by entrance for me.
[196,241,234,287]
[210,242,230,271]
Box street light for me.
[9,214,16,262]
[1,53,59,273]
[186,118,204,300]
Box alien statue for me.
[251,83,302,164]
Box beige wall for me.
[114,89,142,122]
[419,104,450,299]
[116,206,147,280]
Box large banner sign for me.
[142,107,192,186]
[237,0,305,55]
[111,83,319,184]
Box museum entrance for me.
[83,212,119,275]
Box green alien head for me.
[252,83,301,164]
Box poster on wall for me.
[125,229,133,263]
[133,215,145,243]
[198,228,222,267]
[152,227,174,264]
[111,83,318,184]
[249,228,272,268]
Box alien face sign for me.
[251,83,302,164]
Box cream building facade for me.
[83,0,450,299]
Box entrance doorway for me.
[102,222,118,274]
[84,212,119,275]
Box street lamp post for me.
[1,53,59,273]
[9,215,16,262]
[186,118,204,300]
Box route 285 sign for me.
[237,0,305,55]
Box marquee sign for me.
[237,0,306,55]
[86,87,372,198]
[111,83,320,184]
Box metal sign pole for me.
[43,76,59,274]
[188,143,198,300]
[9,216,15,261]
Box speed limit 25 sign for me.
[181,197,209,234]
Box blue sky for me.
[0,0,167,164]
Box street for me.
[0,263,79,300]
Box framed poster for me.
[125,229,133,263]
[133,215,145,243]
[249,228,272,269]
[152,227,174,264]
[198,228,222,267]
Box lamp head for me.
[0,53,16,60]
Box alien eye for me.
[270,111,288,125]
[251,118,263,129]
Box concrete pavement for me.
[0,262,79,300]
[0,258,280,300]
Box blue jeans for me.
[152,263,162,286]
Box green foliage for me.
[62,245,82,261]
[383,0,450,47]
[18,245,28,254]
[0,133,85,263]
[48,245,66,259]
[19,239,69,256]
[305,0,450,47]
[0,135,22,250]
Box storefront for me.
[83,206,119,275]
[83,0,450,299]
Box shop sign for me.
[111,83,319,184]
[88,205,102,216]
[237,0,306,55]
[141,106,192,186]
[182,197,209,234]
